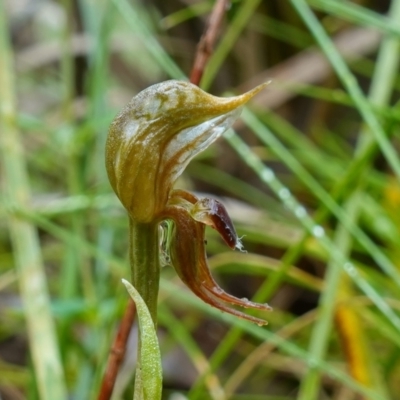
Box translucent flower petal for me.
[106,80,268,223]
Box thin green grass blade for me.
[299,0,400,396]
[188,163,284,214]
[251,13,313,48]
[241,109,400,288]
[210,253,323,292]
[158,304,225,400]
[112,0,185,80]
[290,0,400,182]
[0,5,67,399]
[298,191,372,399]
[200,0,262,90]
[161,279,386,400]
[224,129,400,332]
[308,0,400,37]
[161,2,212,29]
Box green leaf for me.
[122,279,162,400]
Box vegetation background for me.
[1,0,400,399]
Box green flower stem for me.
[129,219,160,324]
[129,220,160,398]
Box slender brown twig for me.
[190,0,229,85]
[97,2,230,399]
[98,299,136,400]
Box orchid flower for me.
[106,80,271,325]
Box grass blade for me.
[0,5,67,399]
[290,0,400,182]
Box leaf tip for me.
[121,278,130,288]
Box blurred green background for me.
[1,0,400,399]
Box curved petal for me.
[163,195,271,326]
[105,80,268,223]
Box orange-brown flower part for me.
[165,190,272,326]
[106,80,271,325]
